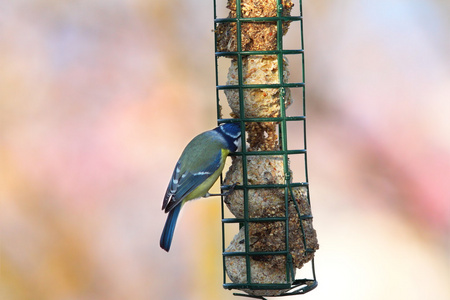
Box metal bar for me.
[215,16,302,23]
[216,50,304,56]
[215,0,318,296]
[217,83,305,89]
[219,116,305,123]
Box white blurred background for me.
[1,1,449,299]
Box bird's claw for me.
[205,182,239,198]
[220,182,239,196]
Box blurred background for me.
[1,0,449,299]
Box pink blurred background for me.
[1,1,449,299]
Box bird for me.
[160,122,241,252]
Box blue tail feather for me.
[160,204,181,252]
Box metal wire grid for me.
[213,0,317,298]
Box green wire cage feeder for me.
[213,0,318,298]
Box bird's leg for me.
[205,182,239,197]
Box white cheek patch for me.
[234,138,242,151]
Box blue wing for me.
[162,151,222,213]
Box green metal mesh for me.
[214,0,317,298]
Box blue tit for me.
[160,123,241,252]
